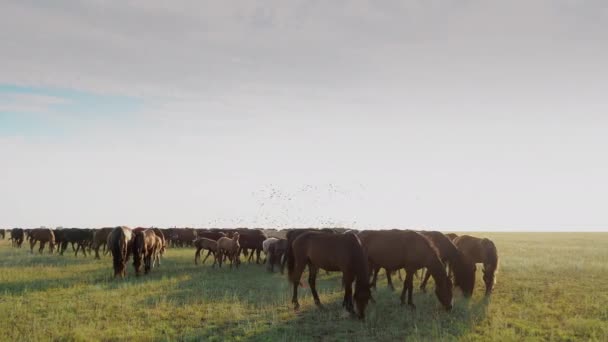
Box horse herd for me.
[1,227,498,319]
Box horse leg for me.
[405,271,416,309]
[256,249,262,264]
[342,273,355,313]
[370,266,380,290]
[202,250,212,264]
[400,271,409,305]
[386,269,395,291]
[420,269,431,293]
[308,264,322,307]
[291,259,308,311]
[39,241,45,254]
[30,239,36,253]
[194,247,201,265]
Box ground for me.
[0,233,607,341]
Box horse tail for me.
[286,241,297,283]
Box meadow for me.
[0,233,607,341]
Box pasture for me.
[1,233,607,341]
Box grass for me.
[1,233,607,341]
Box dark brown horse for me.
[132,229,158,276]
[28,228,56,254]
[358,230,453,310]
[453,235,499,296]
[288,232,371,319]
[419,231,476,298]
[10,228,24,248]
[107,226,133,278]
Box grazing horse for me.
[262,238,278,263]
[288,232,371,319]
[282,228,335,272]
[10,228,25,248]
[107,226,133,278]
[359,230,453,310]
[28,228,56,254]
[453,235,499,296]
[92,227,114,259]
[194,238,220,267]
[267,239,288,273]
[419,231,476,298]
[132,229,158,276]
[217,233,240,268]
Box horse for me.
[0,229,5,239]
[10,228,24,248]
[288,232,371,319]
[107,226,133,278]
[267,239,288,273]
[236,229,266,264]
[92,227,114,259]
[418,231,476,298]
[217,233,240,268]
[453,235,498,296]
[152,228,166,264]
[132,229,158,276]
[59,228,94,257]
[358,230,453,310]
[152,235,164,268]
[262,238,279,263]
[194,238,219,267]
[28,228,56,254]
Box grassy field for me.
[1,233,607,341]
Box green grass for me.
[1,233,607,341]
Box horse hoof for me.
[293,304,300,311]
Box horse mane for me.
[482,238,499,274]
[343,233,369,292]
[416,232,448,281]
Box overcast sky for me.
[1,1,607,230]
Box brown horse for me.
[92,227,114,259]
[217,233,240,268]
[288,232,371,319]
[194,238,220,266]
[132,229,158,276]
[418,231,476,298]
[28,228,56,254]
[359,230,453,310]
[453,235,498,296]
[107,226,133,278]
[152,228,166,264]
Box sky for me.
[1,1,607,231]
